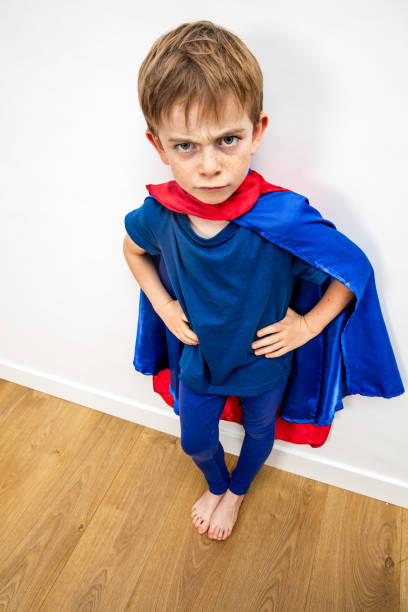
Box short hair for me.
[138,20,263,138]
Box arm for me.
[302,278,356,334]
[123,234,199,345]
[252,278,356,358]
[123,234,173,315]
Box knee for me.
[180,433,214,458]
[243,423,276,441]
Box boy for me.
[123,21,403,541]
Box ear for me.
[250,112,268,155]
[145,129,169,165]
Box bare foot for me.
[208,489,245,540]
[191,489,226,535]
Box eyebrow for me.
[167,127,248,143]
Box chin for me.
[195,189,235,205]
[197,195,228,205]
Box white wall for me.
[1,0,407,507]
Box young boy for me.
[123,21,403,541]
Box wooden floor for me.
[0,379,406,611]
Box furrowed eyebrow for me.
[168,128,247,144]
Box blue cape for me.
[130,189,404,445]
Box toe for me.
[195,515,209,534]
[198,521,209,534]
[194,515,201,527]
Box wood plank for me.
[306,487,401,611]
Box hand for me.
[156,299,199,346]
[251,307,319,358]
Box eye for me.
[174,142,193,152]
[221,135,241,146]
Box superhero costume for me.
[125,169,404,447]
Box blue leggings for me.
[178,377,288,496]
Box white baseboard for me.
[1,360,407,509]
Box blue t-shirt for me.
[125,196,329,397]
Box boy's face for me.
[145,94,268,205]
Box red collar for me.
[145,169,289,220]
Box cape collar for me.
[145,168,289,220]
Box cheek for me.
[169,162,191,186]
[230,146,251,163]
[241,143,254,157]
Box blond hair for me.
[138,20,263,137]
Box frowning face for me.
[145,93,268,205]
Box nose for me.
[198,146,222,176]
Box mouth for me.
[198,186,227,191]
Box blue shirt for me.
[125,196,329,397]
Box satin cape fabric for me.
[130,173,404,447]
[145,167,287,219]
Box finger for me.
[257,324,279,337]
[254,345,274,355]
[180,324,199,344]
[265,346,288,358]
[181,312,192,325]
[255,339,286,355]
[182,314,196,334]
[253,333,283,350]
[265,342,288,357]
[177,329,193,344]
[255,323,285,342]
[182,321,198,338]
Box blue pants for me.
[178,377,288,496]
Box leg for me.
[228,377,288,495]
[207,377,288,541]
[178,379,230,495]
